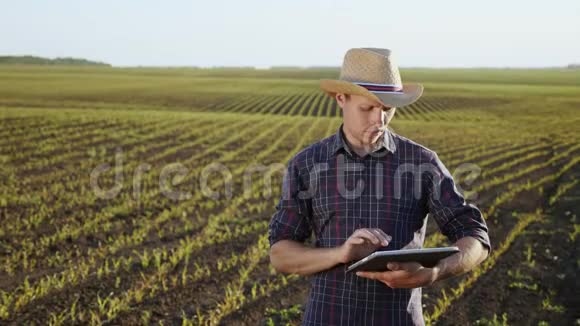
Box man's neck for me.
[342,126,382,157]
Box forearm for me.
[270,240,342,276]
[434,236,489,282]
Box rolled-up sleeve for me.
[268,157,313,247]
[426,152,491,253]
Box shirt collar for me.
[332,123,396,156]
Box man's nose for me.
[372,108,385,125]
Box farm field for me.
[0,65,579,325]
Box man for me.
[268,48,491,325]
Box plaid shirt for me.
[268,124,491,326]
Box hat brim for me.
[320,79,423,108]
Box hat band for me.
[354,82,404,94]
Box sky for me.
[1,0,579,68]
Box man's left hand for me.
[355,262,440,288]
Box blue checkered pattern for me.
[269,124,491,326]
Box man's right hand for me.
[337,228,392,264]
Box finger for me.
[367,229,385,245]
[357,271,397,286]
[369,229,390,246]
[351,229,378,245]
[398,262,423,273]
[374,229,392,244]
[359,229,381,245]
[388,262,421,273]
[387,262,400,270]
[356,271,379,280]
[347,237,365,245]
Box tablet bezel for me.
[346,246,460,273]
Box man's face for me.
[336,93,396,146]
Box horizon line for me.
[1,54,578,70]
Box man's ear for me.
[335,93,347,108]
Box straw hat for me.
[320,48,423,107]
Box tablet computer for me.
[346,247,460,273]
